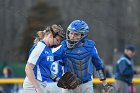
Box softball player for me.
[53,20,113,93]
[23,24,64,93]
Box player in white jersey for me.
[32,28,63,93]
[23,24,64,93]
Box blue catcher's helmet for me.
[66,20,89,48]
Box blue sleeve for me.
[53,45,64,62]
[118,60,134,76]
[92,46,103,70]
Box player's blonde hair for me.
[34,31,45,44]
[34,24,64,44]
[44,24,64,38]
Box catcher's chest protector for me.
[62,40,95,79]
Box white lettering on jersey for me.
[51,62,59,75]
[47,56,54,61]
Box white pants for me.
[23,77,47,93]
[45,82,62,93]
[62,80,94,93]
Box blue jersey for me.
[27,40,54,82]
[114,54,134,85]
[47,60,63,82]
[46,47,63,82]
[53,39,103,81]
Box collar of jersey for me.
[40,40,48,47]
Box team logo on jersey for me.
[47,56,54,61]
[77,50,82,54]
[44,51,48,54]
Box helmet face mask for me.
[68,31,82,41]
[66,30,82,48]
[66,20,89,48]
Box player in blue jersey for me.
[45,59,63,93]
[23,24,64,93]
[53,20,113,93]
[32,29,63,93]
[45,47,63,93]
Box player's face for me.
[49,35,62,46]
[125,49,135,58]
[3,68,8,75]
[53,36,62,45]
[68,31,81,41]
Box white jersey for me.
[28,40,54,81]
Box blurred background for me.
[0,0,140,92]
